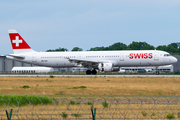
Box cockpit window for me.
[164,54,171,56]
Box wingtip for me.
[8,29,18,33]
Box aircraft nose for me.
[173,57,178,63]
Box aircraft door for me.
[154,51,159,61]
[120,54,124,61]
[32,53,37,63]
[77,54,81,58]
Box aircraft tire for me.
[156,71,159,75]
[86,70,92,75]
[92,70,97,75]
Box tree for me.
[46,42,180,55]
[89,46,108,51]
[127,41,149,50]
[165,43,180,54]
[89,42,127,51]
[156,45,167,51]
[71,47,83,51]
[167,44,178,53]
[108,42,127,50]
[169,43,179,49]
[141,45,155,50]
[46,47,68,52]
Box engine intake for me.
[98,63,113,72]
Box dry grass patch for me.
[0,77,179,95]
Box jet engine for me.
[98,63,113,72]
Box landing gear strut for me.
[156,70,159,75]
[156,67,159,75]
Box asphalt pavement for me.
[0,74,180,77]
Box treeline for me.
[46,41,180,55]
[46,47,82,52]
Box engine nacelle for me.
[98,63,113,72]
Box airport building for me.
[0,55,180,73]
[172,55,180,72]
[119,65,174,73]
[0,55,79,73]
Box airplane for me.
[6,29,178,75]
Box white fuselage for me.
[7,50,178,69]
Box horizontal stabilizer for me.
[6,54,25,59]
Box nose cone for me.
[173,57,178,63]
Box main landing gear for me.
[86,69,97,75]
[156,67,159,75]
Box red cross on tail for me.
[8,29,35,54]
[9,29,31,49]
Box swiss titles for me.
[129,53,153,59]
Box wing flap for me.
[67,58,110,68]
[68,58,101,63]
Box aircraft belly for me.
[57,59,76,67]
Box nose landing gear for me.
[156,67,159,75]
[156,70,159,75]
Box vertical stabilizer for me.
[8,29,35,54]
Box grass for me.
[151,113,156,117]
[85,101,93,105]
[72,114,82,118]
[61,112,68,119]
[101,100,108,108]
[141,111,147,117]
[0,94,52,106]
[166,113,175,119]
[0,77,180,95]
[177,112,180,118]
[22,85,30,88]
[49,75,54,78]
[69,100,80,105]
[72,86,87,89]
[2,103,179,120]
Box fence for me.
[1,95,180,119]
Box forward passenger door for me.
[120,54,124,61]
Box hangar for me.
[0,55,180,73]
[0,56,74,73]
[172,55,180,72]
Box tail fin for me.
[8,29,35,54]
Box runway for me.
[0,74,180,77]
